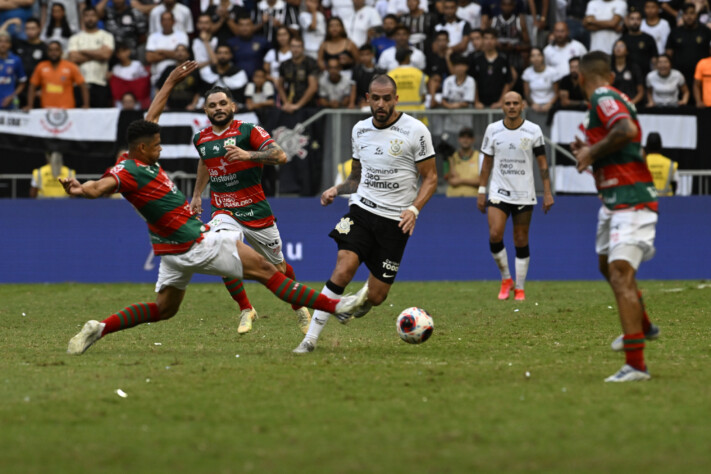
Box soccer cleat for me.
[333,282,369,324]
[294,307,311,334]
[67,320,105,355]
[610,324,660,351]
[604,364,651,382]
[514,289,526,301]
[237,308,258,334]
[498,278,514,300]
[292,339,315,354]
[353,301,373,318]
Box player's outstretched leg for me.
[284,262,311,334]
[293,280,343,354]
[222,277,258,334]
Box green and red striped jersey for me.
[193,120,276,229]
[106,155,204,255]
[582,86,658,211]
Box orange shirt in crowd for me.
[694,57,711,107]
[30,59,85,109]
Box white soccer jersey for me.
[480,120,544,205]
[350,113,435,221]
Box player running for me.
[188,86,311,335]
[571,51,660,382]
[62,62,368,355]
[477,91,554,301]
[293,74,438,354]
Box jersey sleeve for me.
[413,123,435,162]
[103,162,136,194]
[248,124,274,150]
[532,124,546,156]
[351,125,359,160]
[592,93,631,130]
[481,124,495,156]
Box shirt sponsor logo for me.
[214,193,253,208]
[390,125,410,137]
[224,137,236,147]
[598,96,620,117]
[418,136,427,156]
[382,259,400,272]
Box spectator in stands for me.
[0,31,26,109]
[26,40,89,109]
[227,13,270,79]
[642,0,671,57]
[370,15,397,59]
[659,0,685,26]
[108,42,150,108]
[278,35,319,113]
[467,28,484,57]
[245,68,276,110]
[254,0,299,43]
[522,47,558,111]
[557,56,587,109]
[436,0,472,53]
[378,24,426,71]
[299,0,326,60]
[0,1,33,39]
[665,2,711,105]
[441,53,475,136]
[644,131,679,196]
[41,2,74,51]
[346,0,382,48]
[318,17,357,71]
[694,53,711,106]
[470,29,514,108]
[200,44,249,109]
[157,45,201,110]
[457,0,482,30]
[691,0,711,28]
[119,91,139,110]
[318,57,354,108]
[10,18,46,108]
[583,0,627,53]
[543,21,587,79]
[563,0,590,48]
[426,30,452,88]
[323,0,354,20]
[490,0,530,71]
[30,151,75,198]
[148,0,193,36]
[400,0,437,52]
[205,0,245,44]
[40,1,81,35]
[352,44,383,107]
[387,48,427,113]
[97,0,146,55]
[263,25,292,83]
[145,10,189,87]
[611,39,645,106]
[385,0,426,17]
[646,54,689,107]
[445,127,480,197]
[192,14,217,68]
[480,0,525,30]
[621,9,659,78]
[67,7,114,107]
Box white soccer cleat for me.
[294,307,311,334]
[333,282,369,324]
[604,364,651,382]
[292,339,316,354]
[237,308,258,334]
[67,320,105,355]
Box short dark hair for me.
[646,132,663,153]
[393,24,410,35]
[471,28,483,36]
[359,44,374,53]
[126,120,161,148]
[204,85,234,102]
[47,40,63,49]
[450,53,468,66]
[569,56,581,64]
[482,28,498,38]
[435,30,449,39]
[383,14,398,23]
[25,17,40,27]
[83,6,97,15]
[459,127,474,138]
[580,51,611,77]
[369,74,397,94]
[682,2,697,14]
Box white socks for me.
[304,285,342,343]
[515,257,530,290]
[492,248,512,280]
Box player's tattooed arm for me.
[336,159,362,195]
[589,118,639,162]
[225,142,287,165]
[539,167,550,180]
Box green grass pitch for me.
[1,280,710,473]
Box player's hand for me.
[477,193,486,213]
[542,192,554,214]
[571,136,592,172]
[398,209,417,236]
[320,186,338,206]
[166,60,198,85]
[190,195,202,215]
[224,145,250,161]
[58,177,83,196]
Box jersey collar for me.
[372,111,403,130]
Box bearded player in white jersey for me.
[293,74,439,354]
[477,91,554,301]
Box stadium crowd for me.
[3,0,711,114]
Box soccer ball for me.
[396,307,434,344]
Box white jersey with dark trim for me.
[349,113,435,221]
[480,119,544,205]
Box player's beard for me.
[208,109,234,127]
[371,104,394,124]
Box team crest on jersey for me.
[598,97,619,117]
[389,139,404,156]
[335,217,354,235]
[224,137,236,147]
[519,137,531,150]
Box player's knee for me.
[368,288,389,306]
[157,301,180,320]
[489,229,504,242]
[513,233,529,248]
[608,262,635,293]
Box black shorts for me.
[328,204,409,284]
[487,199,534,217]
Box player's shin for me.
[623,333,646,371]
[265,273,339,314]
[101,302,162,336]
[222,277,253,310]
[304,281,344,342]
[284,263,302,311]
[514,245,530,290]
[490,241,512,280]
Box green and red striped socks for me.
[223,277,253,311]
[623,333,646,371]
[101,302,161,336]
[284,263,303,311]
[265,272,338,313]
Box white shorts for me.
[155,229,244,292]
[595,206,657,270]
[208,213,284,265]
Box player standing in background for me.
[571,51,660,382]
[188,86,311,336]
[293,74,438,354]
[477,91,554,301]
[61,62,368,355]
